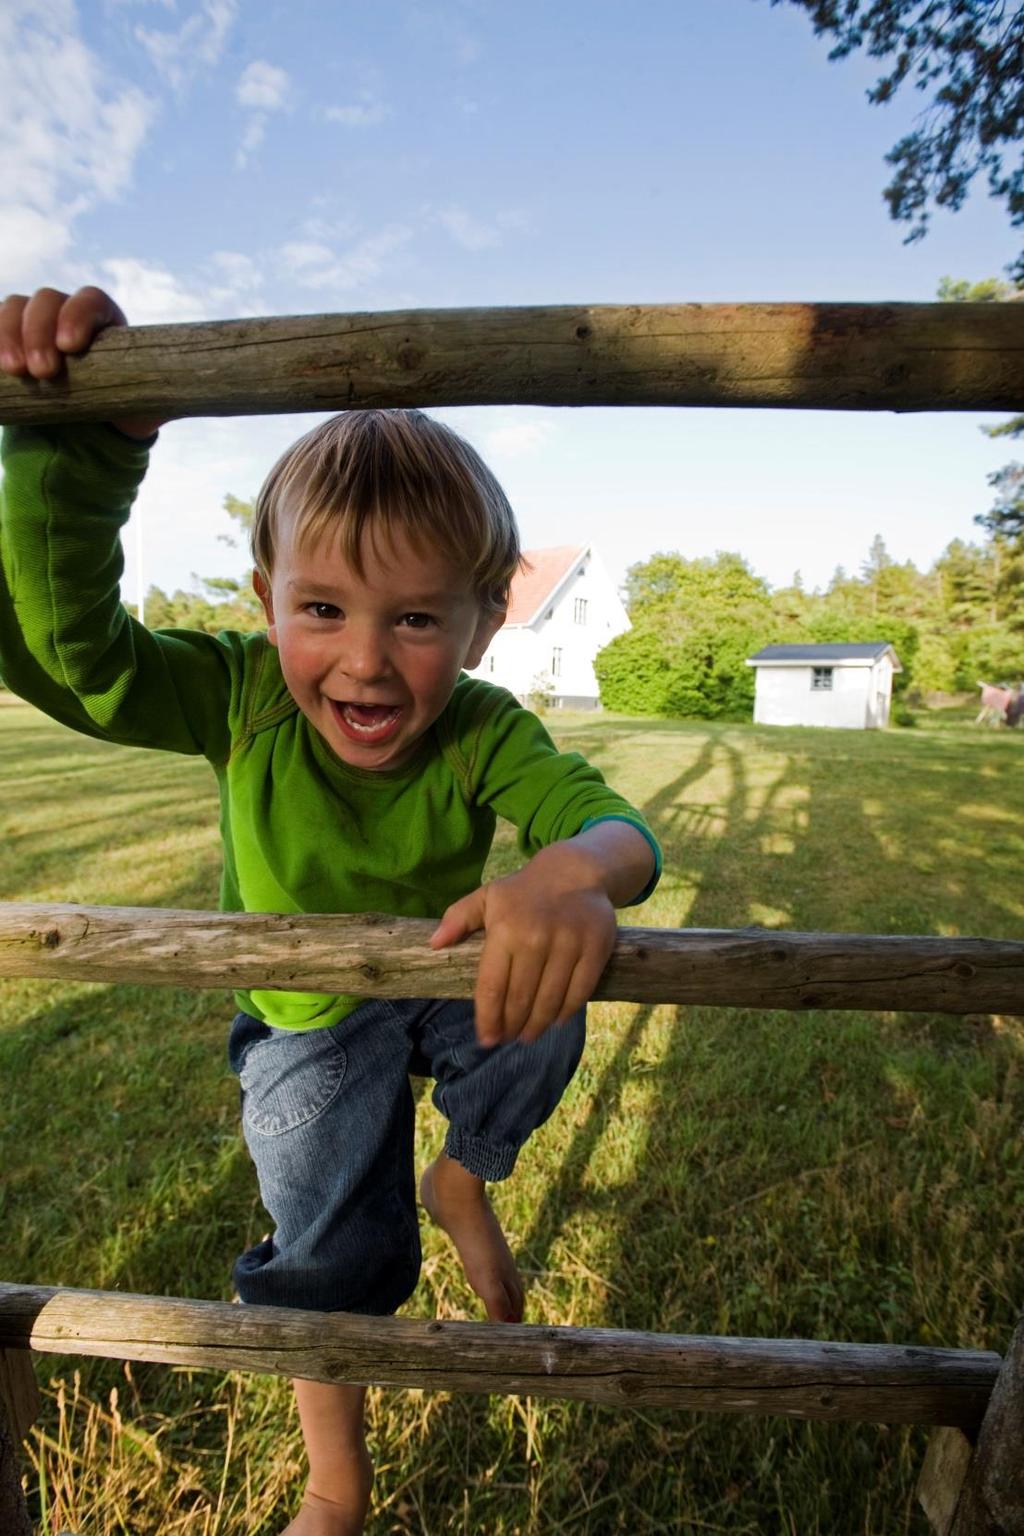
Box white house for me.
[469,545,630,708]
[746,643,902,729]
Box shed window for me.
[811,666,834,691]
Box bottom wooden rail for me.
[0,1282,1000,1429]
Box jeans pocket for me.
[240,1027,348,1138]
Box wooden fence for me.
[0,301,1021,423]
[1,301,1023,1533]
[0,907,1022,1534]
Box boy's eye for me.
[399,612,437,629]
[309,602,341,620]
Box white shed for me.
[469,544,629,709]
[746,643,902,729]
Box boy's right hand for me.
[0,286,163,439]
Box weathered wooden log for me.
[949,1311,1024,1534]
[0,1283,1001,1427]
[0,303,1020,424]
[0,1416,31,1536]
[919,1427,976,1535]
[0,1351,39,1450]
[0,1352,35,1536]
[0,902,1021,1016]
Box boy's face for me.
[254,514,504,771]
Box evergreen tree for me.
[938,276,1024,544]
[767,2,1024,278]
[979,459,1024,546]
[936,538,998,625]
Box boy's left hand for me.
[430,841,619,1047]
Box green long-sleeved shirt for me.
[0,423,660,1029]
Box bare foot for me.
[279,1478,372,1536]
[420,1154,524,1322]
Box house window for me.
[574,597,588,625]
[551,647,562,677]
[811,667,834,691]
[488,655,495,673]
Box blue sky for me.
[2,0,1017,604]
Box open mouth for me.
[330,700,403,745]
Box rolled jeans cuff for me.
[444,1127,519,1181]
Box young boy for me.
[0,285,660,1535]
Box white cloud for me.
[324,97,388,127]
[135,0,237,89]
[234,59,290,166]
[278,226,413,292]
[237,60,290,111]
[0,0,155,291]
[437,206,501,251]
[481,418,554,458]
[0,207,73,289]
[98,252,266,324]
[297,211,359,245]
[208,250,263,298]
[99,258,215,324]
[280,241,336,271]
[236,114,266,166]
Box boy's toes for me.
[503,1283,524,1325]
[482,1277,522,1325]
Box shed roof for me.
[747,642,901,669]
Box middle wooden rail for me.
[0,902,1021,1015]
[0,1283,1001,1428]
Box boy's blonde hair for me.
[252,409,521,611]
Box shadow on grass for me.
[396,720,1024,1532]
[521,722,1023,1532]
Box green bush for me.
[951,624,1024,687]
[593,626,672,715]
[595,617,762,719]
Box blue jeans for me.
[228,998,585,1314]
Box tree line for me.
[132,445,1023,725]
[593,532,1024,720]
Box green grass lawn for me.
[2,695,1022,1534]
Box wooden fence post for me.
[947,1310,1024,1534]
[918,1428,976,1536]
[0,1348,39,1536]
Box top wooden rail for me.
[0,302,1020,423]
[0,902,1022,1015]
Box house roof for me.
[747,642,902,669]
[505,546,587,626]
